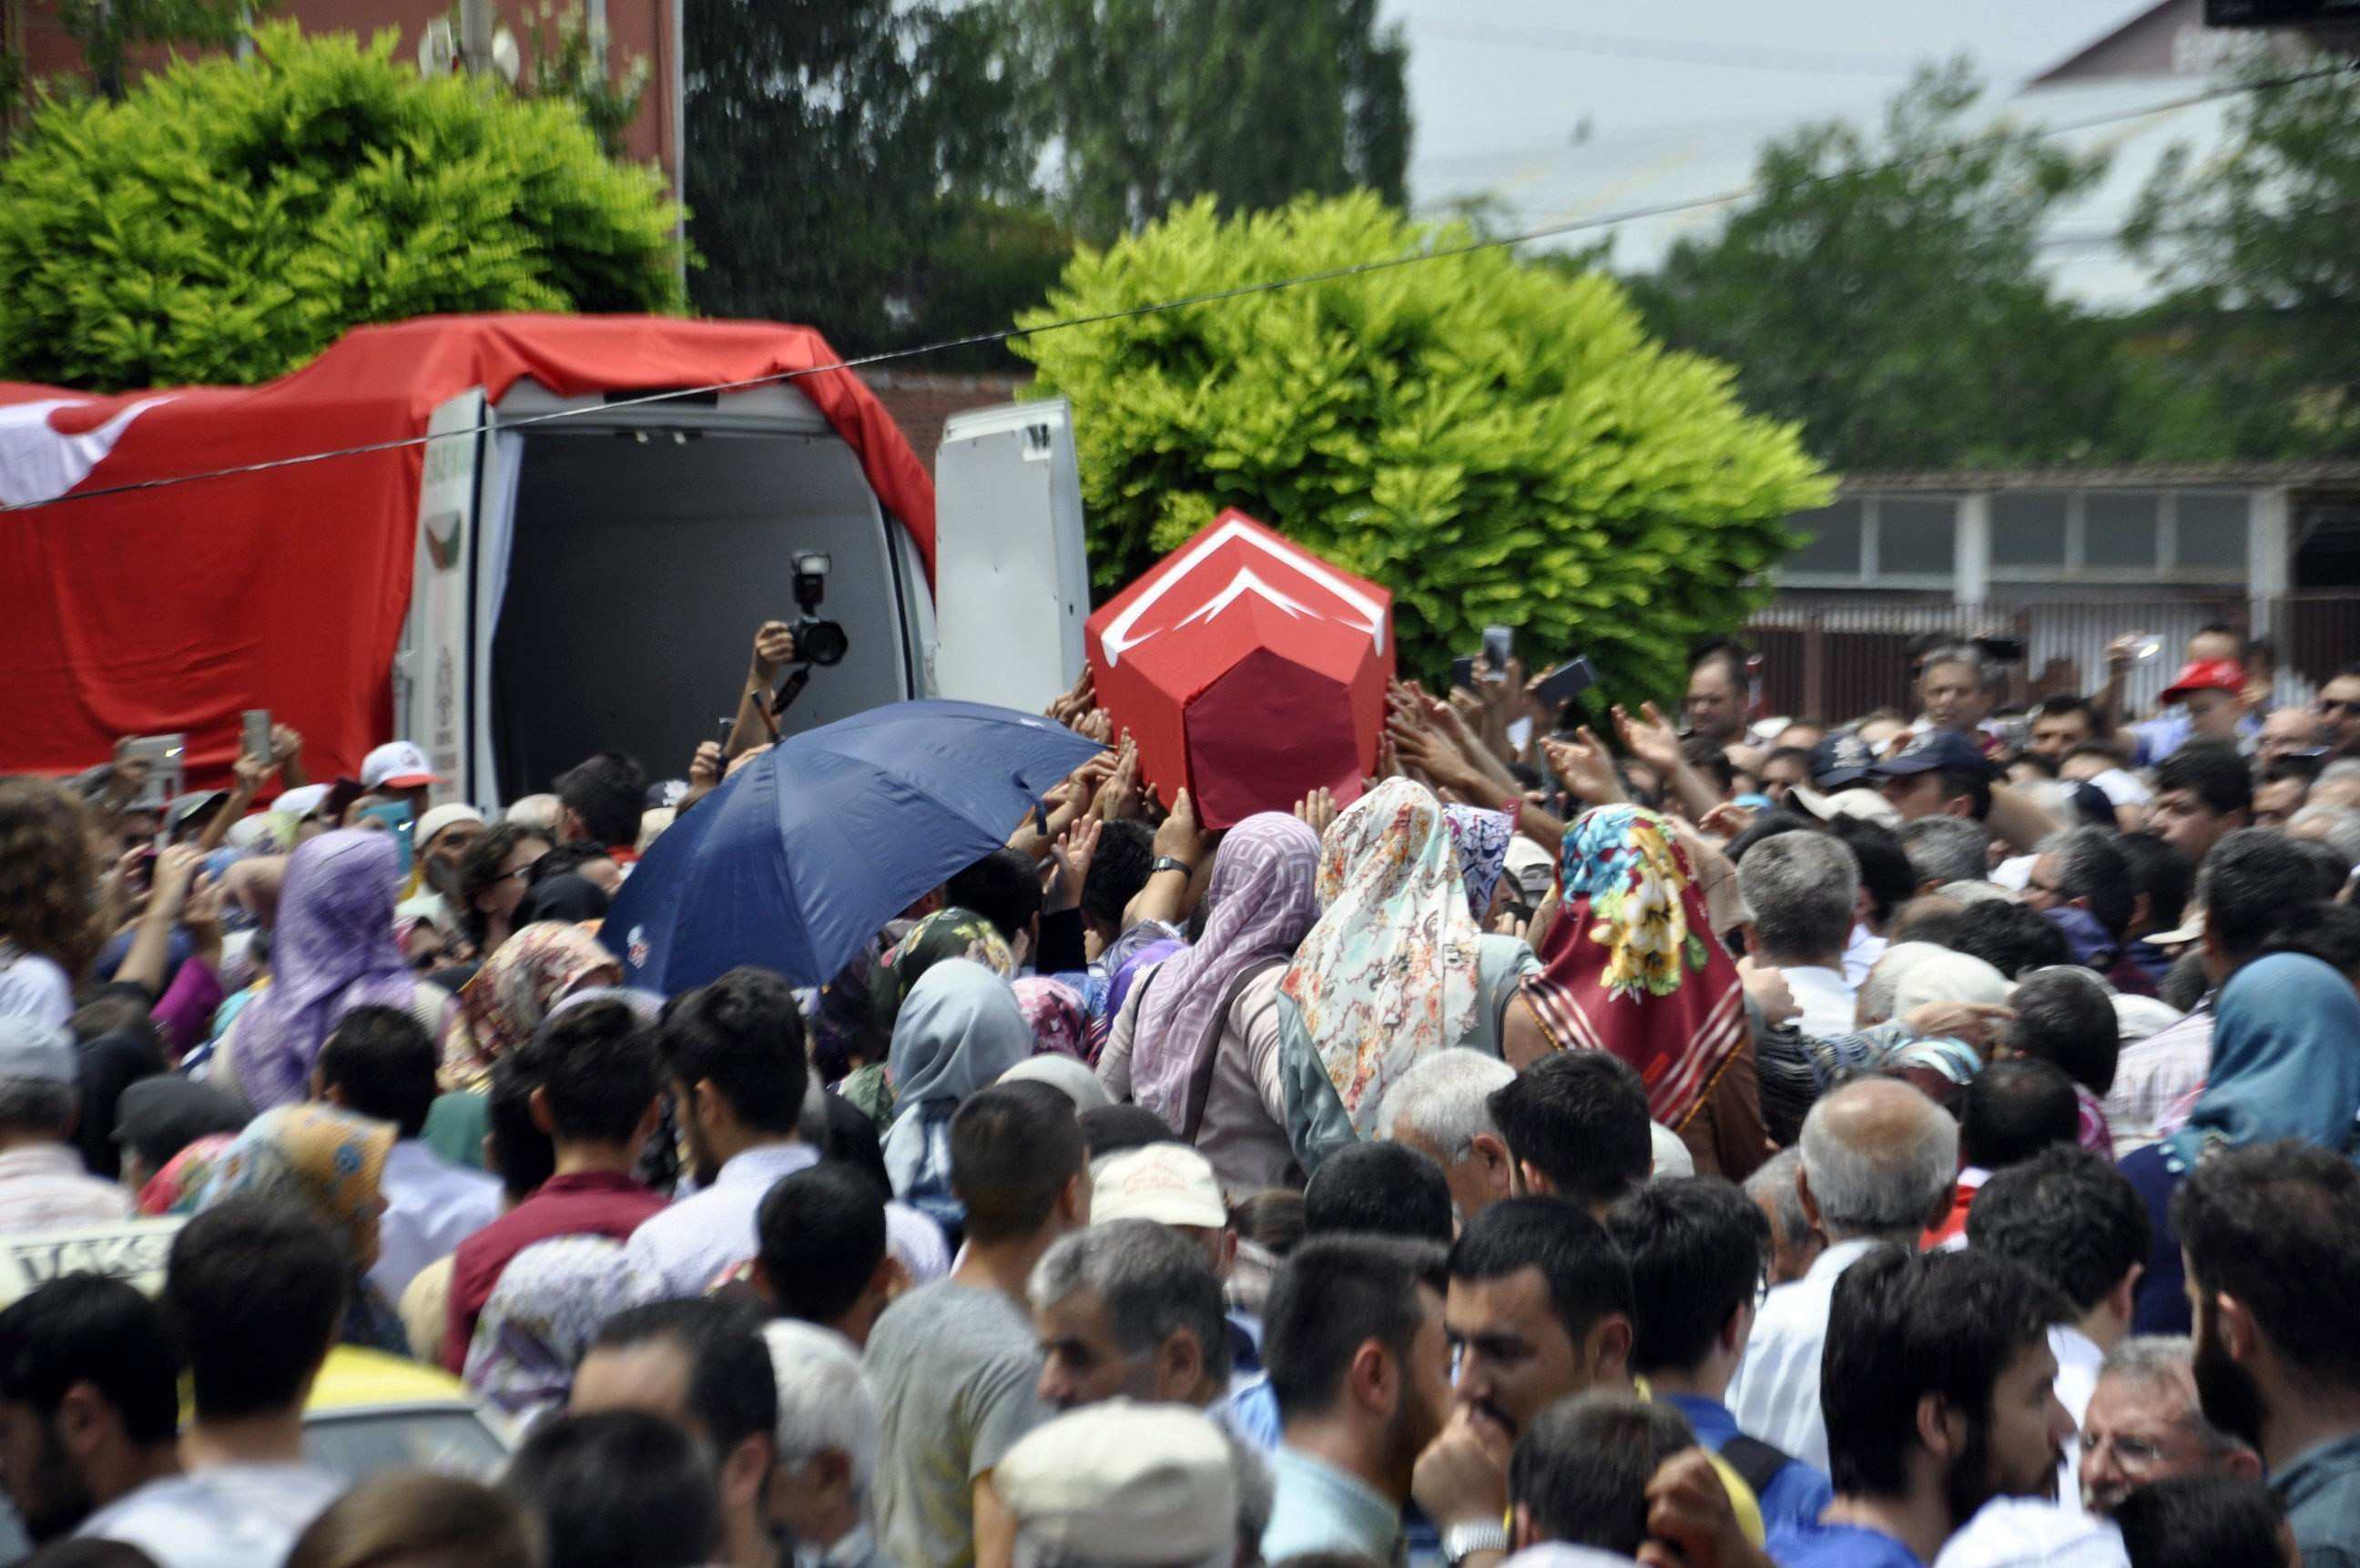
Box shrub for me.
[0,23,687,391]
[1015,192,1830,694]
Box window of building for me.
[1991,493,2068,567]
[2082,494,2160,569]
[1786,501,1863,575]
[2173,493,2247,569]
[1878,499,1956,576]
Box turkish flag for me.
[1085,510,1394,830]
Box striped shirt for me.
[2105,999,2213,1157]
[0,1145,135,1235]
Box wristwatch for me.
[1148,855,1194,879]
[1441,1522,1510,1566]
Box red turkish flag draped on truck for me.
[1084,510,1394,830]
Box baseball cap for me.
[271,782,331,820]
[1873,728,1991,779]
[1091,1143,1226,1230]
[0,1014,77,1089]
[361,740,442,791]
[414,802,485,850]
[111,1077,249,1167]
[2161,658,2245,703]
[993,1401,1237,1568]
[1807,732,1879,789]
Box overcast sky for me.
[1388,2,2154,173]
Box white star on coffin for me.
[1098,516,1388,665]
[0,397,173,507]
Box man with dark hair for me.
[80,1198,348,1565]
[1446,1196,1634,1441]
[2000,967,2121,1152]
[1946,900,2070,980]
[2113,1473,2291,1568]
[864,1082,1085,1568]
[2022,826,2152,993]
[446,999,666,1371]
[2173,1140,2360,1565]
[1028,1218,1231,1412]
[2318,663,2360,758]
[1484,1051,1651,1217]
[1607,1178,1832,1539]
[1760,746,1810,810]
[0,1278,181,1543]
[754,1162,900,1349]
[504,1409,724,1568]
[1686,642,1753,748]
[2113,830,2192,986]
[554,750,648,860]
[2149,741,2252,865]
[2027,697,2101,763]
[1768,1247,2074,1567]
[572,1297,780,1568]
[1966,1146,2151,1496]
[1079,820,1155,957]
[1958,1060,2079,1180]
[1826,817,1913,986]
[1302,1140,1454,1246]
[2106,829,2316,1156]
[1508,1392,1697,1559]
[946,850,1045,952]
[2254,754,2315,829]
[1258,1236,1452,1564]
[314,1003,500,1305]
[628,968,814,1298]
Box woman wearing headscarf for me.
[880,960,1032,1220]
[2121,951,2360,1334]
[196,1103,405,1352]
[439,922,623,1091]
[1100,814,1324,1196]
[1277,780,1540,1176]
[870,908,1013,1030]
[463,1236,657,1429]
[1444,804,1517,923]
[211,830,453,1112]
[1503,804,1766,1181]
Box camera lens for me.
[795,616,849,667]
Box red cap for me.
[2161,658,2245,701]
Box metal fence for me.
[1744,594,2360,723]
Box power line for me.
[1405,16,2039,82]
[4,57,2350,517]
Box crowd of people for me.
[0,615,2357,1568]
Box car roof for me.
[307,1345,474,1413]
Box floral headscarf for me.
[443,922,623,1090]
[1444,805,1516,921]
[1279,780,1483,1139]
[195,1104,395,1269]
[463,1236,658,1429]
[1519,805,1746,1132]
[224,830,418,1111]
[871,908,1015,1031]
[140,1132,238,1217]
[1012,977,1090,1061]
[1133,815,1322,1132]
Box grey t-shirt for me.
[864,1278,1050,1568]
[76,1461,346,1568]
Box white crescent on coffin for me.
[0,397,174,508]
[1098,516,1387,666]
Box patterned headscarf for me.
[1444,805,1516,921]
[463,1236,659,1428]
[443,922,623,1090]
[1133,815,1322,1131]
[1279,780,1483,1138]
[226,830,418,1111]
[1012,977,1089,1061]
[140,1132,238,1217]
[195,1104,395,1270]
[1519,805,1746,1132]
[871,908,1015,1031]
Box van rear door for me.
[928,398,1089,711]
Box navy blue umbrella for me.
[601,699,1103,992]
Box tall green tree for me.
[685,0,1062,365]
[2127,49,2360,456]
[1004,0,1409,241]
[1624,62,2154,473]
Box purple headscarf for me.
[229,830,418,1110]
[1129,814,1322,1130]
[1444,805,1515,921]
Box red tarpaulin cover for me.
[1084,510,1394,830]
[0,314,936,788]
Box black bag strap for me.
[1719,1434,1795,1499]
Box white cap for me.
[361,740,441,790]
[1092,1143,1226,1230]
[1792,785,1903,831]
[414,802,485,849]
[995,1401,1236,1568]
[1649,1122,1694,1178]
[0,1014,78,1087]
[271,783,331,820]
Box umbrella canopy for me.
[1086,510,1393,829]
[601,699,1102,991]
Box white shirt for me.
[370,1139,504,1305]
[1843,926,1888,990]
[2051,1323,2103,1501]
[0,1145,134,1235]
[1780,965,1860,1041]
[1936,1498,2128,1568]
[77,1461,346,1568]
[626,1140,822,1298]
[1726,1237,1881,1473]
[0,946,71,1031]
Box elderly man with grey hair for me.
[0,1018,133,1233]
[1376,1048,1517,1227]
[1744,1147,1823,1288]
[1737,830,1862,1040]
[994,1400,1271,1568]
[1724,1077,1957,1472]
[763,1319,895,1568]
[1029,1218,1232,1415]
[2287,803,2360,874]
[2079,1335,2261,1516]
[1900,816,1990,892]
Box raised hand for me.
[1612,700,1686,777]
[1293,787,1338,839]
[750,620,799,683]
[1541,727,1624,808]
[1044,818,1103,915]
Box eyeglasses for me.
[2078,1431,2173,1467]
